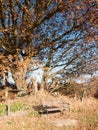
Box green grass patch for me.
[86,113,98,128]
[7,119,15,125]
[0,101,28,116]
[72,108,83,113]
[0,103,6,116]
[28,109,39,117]
[11,101,28,112]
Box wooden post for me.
[5,87,11,116]
[63,103,70,116]
[81,90,87,103]
[6,99,11,116]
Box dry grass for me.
[0,91,98,130]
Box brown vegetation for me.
[0,91,97,130]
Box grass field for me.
[0,91,98,130]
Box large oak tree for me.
[0,0,98,90]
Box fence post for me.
[5,87,11,116]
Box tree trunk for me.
[11,58,30,94]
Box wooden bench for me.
[39,99,70,115]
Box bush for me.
[59,82,88,99]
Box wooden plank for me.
[46,108,61,111]
[39,108,61,114]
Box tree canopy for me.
[0,0,98,81]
